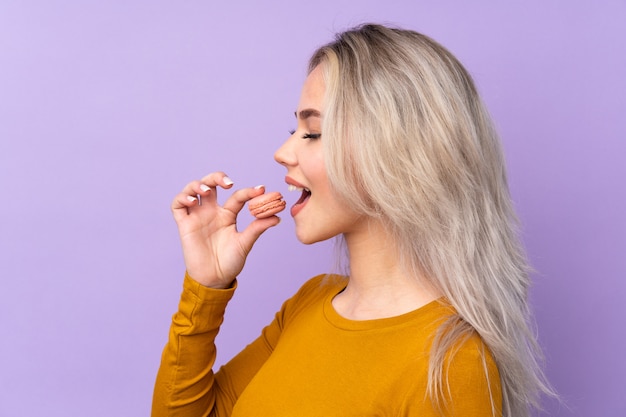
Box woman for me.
[152,24,552,416]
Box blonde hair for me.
[310,24,553,416]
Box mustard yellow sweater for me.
[152,274,502,416]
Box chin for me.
[294,227,337,245]
[295,232,320,245]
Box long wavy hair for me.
[309,24,553,416]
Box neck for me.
[333,219,441,320]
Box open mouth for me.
[288,184,311,216]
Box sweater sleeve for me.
[408,334,503,417]
[444,339,502,417]
[151,273,238,417]
[152,274,329,417]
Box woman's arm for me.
[151,172,283,416]
[152,273,294,417]
[151,274,236,417]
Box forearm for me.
[152,273,236,417]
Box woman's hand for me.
[171,172,281,289]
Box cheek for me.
[305,149,327,184]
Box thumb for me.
[238,216,282,251]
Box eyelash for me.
[289,130,321,140]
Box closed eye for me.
[302,133,321,140]
[289,129,321,140]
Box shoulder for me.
[443,333,502,416]
[273,274,347,324]
[447,333,500,382]
[287,273,347,304]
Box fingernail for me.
[200,184,211,192]
[186,196,197,202]
[254,185,264,190]
[223,176,234,186]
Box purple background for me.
[1,1,624,416]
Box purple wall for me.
[1,1,624,416]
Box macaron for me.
[248,191,286,219]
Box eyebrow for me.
[294,109,321,120]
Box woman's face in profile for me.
[274,65,362,244]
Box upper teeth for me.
[288,185,310,192]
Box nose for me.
[274,133,297,167]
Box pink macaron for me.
[248,191,286,219]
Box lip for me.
[284,176,310,217]
[285,176,307,189]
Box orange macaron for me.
[248,191,286,219]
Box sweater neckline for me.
[322,278,450,331]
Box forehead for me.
[297,64,325,113]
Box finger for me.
[186,172,234,206]
[183,180,214,205]
[175,171,231,206]
[223,185,266,215]
[199,172,235,190]
[171,172,237,220]
[238,215,282,250]
[171,191,201,222]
